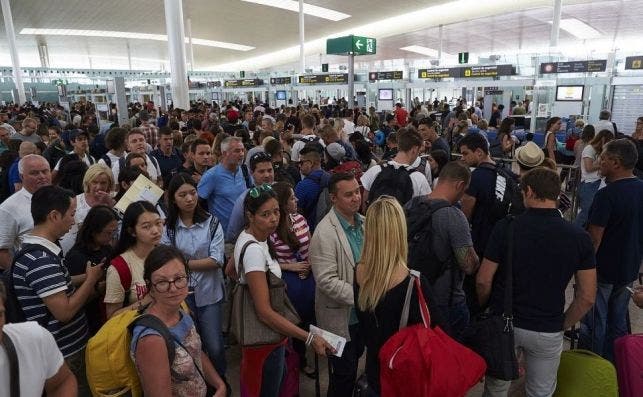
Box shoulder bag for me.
[464,217,519,381]
[230,240,301,346]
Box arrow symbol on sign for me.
[355,40,363,50]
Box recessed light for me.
[241,0,350,21]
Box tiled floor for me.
[224,280,643,396]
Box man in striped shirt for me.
[12,185,104,395]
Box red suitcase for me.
[614,334,643,397]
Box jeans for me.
[261,345,286,397]
[437,302,470,342]
[483,327,564,397]
[574,180,601,228]
[328,323,365,397]
[578,282,632,362]
[66,347,91,397]
[186,295,227,376]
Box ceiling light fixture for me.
[240,0,350,21]
[19,28,254,51]
[400,46,441,57]
[549,18,601,39]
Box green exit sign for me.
[458,52,469,64]
[327,35,376,56]
[52,79,68,85]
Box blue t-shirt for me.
[197,164,248,232]
[8,157,20,194]
[588,177,643,285]
[295,169,329,231]
[485,209,595,332]
[13,244,89,357]
[465,165,498,257]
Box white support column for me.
[186,18,195,71]
[163,0,190,109]
[1,0,26,104]
[127,42,132,71]
[550,0,562,48]
[438,24,444,66]
[299,0,305,74]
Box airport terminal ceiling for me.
[0,0,642,71]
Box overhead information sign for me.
[270,77,292,85]
[298,74,348,84]
[540,60,607,74]
[224,79,264,88]
[327,35,376,56]
[625,56,643,70]
[206,81,221,87]
[418,64,514,79]
[418,68,451,79]
[368,71,403,81]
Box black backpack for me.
[406,199,455,285]
[1,244,58,323]
[478,162,520,222]
[368,163,414,206]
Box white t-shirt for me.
[580,145,600,182]
[234,230,281,284]
[594,120,614,134]
[98,152,124,183]
[59,193,93,254]
[0,322,64,396]
[0,188,33,252]
[343,120,355,136]
[291,135,324,162]
[361,160,432,198]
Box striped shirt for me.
[12,235,88,358]
[270,213,310,263]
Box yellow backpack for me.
[85,308,178,397]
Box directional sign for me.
[540,60,607,74]
[418,68,452,79]
[327,35,376,56]
[625,56,643,70]
[298,74,348,84]
[369,71,403,81]
[224,79,264,88]
[270,77,292,85]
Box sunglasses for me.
[251,152,272,163]
[249,183,273,198]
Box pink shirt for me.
[270,213,310,263]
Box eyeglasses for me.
[152,275,189,292]
[249,183,273,198]
[251,152,272,163]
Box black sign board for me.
[540,60,607,74]
[206,81,221,88]
[625,56,643,70]
[270,77,292,85]
[461,64,514,78]
[418,68,451,79]
[418,64,514,79]
[298,74,348,84]
[368,71,403,81]
[224,79,264,88]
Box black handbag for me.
[465,217,519,381]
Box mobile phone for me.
[625,286,635,294]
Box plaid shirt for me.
[139,122,159,148]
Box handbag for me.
[230,240,301,346]
[465,217,519,381]
[378,270,487,396]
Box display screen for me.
[556,85,584,101]
[378,89,393,101]
[211,92,220,101]
[276,90,287,100]
[106,80,116,94]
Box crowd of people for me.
[0,97,642,397]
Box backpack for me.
[100,153,113,168]
[85,308,180,397]
[367,163,414,206]
[379,271,486,397]
[478,162,520,222]
[1,244,59,324]
[166,215,220,247]
[306,171,331,228]
[405,199,454,285]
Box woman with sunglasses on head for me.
[131,245,226,397]
[235,184,334,397]
[269,181,317,377]
[162,173,228,379]
[104,201,163,319]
